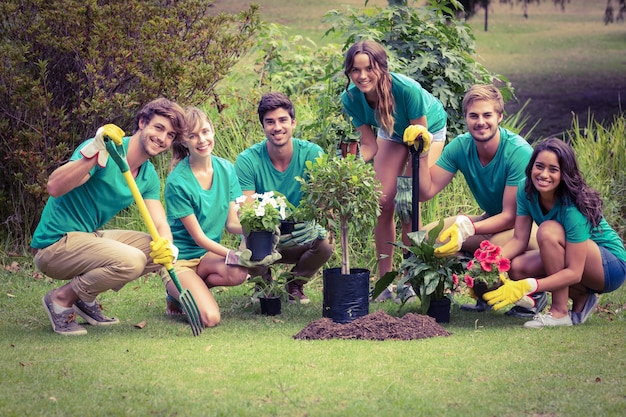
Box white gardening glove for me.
[80,124,125,167]
[433,215,475,258]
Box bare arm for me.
[225,201,243,235]
[179,213,230,257]
[356,125,378,162]
[145,199,173,243]
[474,185,518,235]
[536,241,588,291]
[47,157,97,197]
[418,161,455,202]
[501,214,533,261]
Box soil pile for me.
[293,309,450,341]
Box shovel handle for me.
[409,136,424,233]
[105,139,176,275]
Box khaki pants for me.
[34,230,163,302]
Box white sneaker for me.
[524,312,573,328]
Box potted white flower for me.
[234,192,288,260]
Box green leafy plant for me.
[297,153,382,275]
[234,192,289,235]
[372,220,466,314]
[0,0,261,246]
[248,271,293,299]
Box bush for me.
[568,114,626,241]
[0,0,261,248]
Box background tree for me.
[0,0,261,247]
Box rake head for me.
[179,289,203,336]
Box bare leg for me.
[373,139,409,277]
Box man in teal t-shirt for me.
[417,84,544,316]
[32,98,185,336]
[235,92,334,304]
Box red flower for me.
[464,275,474,288]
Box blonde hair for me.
[462,84,504,117]
[344,40,395,136]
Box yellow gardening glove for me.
[433,215,475,258]
[101,123,125,145]
[80,124,125,167]
[403,124,431,157]
[149,237,178,266]
[483,275,538,311]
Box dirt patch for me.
[293,309,450,341]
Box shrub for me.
[568,114,626,241]
[0,0,261,247]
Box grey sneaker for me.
[42,291,87,336]
[73,299,119,326]
[395,285,417,304]
[573,293,599,325]
[523,312,573,328]
[372,285,394,302]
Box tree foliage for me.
[325,1,512,138]
[0,0,261,246]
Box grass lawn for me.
[2,1,625,416]
[1,263,625,416]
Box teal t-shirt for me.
[31,136,160,248]
[340,72,447,136]
[516,179,626,261]
[165,155,243,260]
[235,138,323,207]
[436,127,532,216]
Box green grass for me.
[3,2,626,416]
[1,262,625,417]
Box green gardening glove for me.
[279,221,326,248]
[483,276,538,311]
[225,249,282,267]
[433,215,475,258]
[394,176,412,224]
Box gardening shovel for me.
[104,136,203,336]
[409,137,425,233]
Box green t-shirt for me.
[235,138,323,207]
[517,179,626,261]
[436,127,532,216]
[165,155,242,260]
[31,136,160,248]
[341,72,447,136]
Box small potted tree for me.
[297,153,382,323]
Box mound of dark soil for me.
[293,309,450,341]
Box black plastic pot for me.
[246,230,273,261]
[322,267,370,324]
[259,296,281,316]
[427,297,451,323]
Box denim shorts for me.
[378,125,447,144]
[598,246,626,293]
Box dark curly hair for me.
[525,137,603,228]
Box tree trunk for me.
[341,220,349,275]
